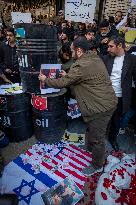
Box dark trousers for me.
[107,98,123,145]
[85,109,115,168]
[0,194,19,205]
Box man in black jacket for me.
[114,11,123,26]
[96,20,119,56]
[0,27,20,84]
[102,36,136,151]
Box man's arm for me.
[40,65,82,89]
[0,73,12,83]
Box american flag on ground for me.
[0,141,92,205]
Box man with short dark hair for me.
[58,43,73,72]
[114,11,123,26]
[60,28,70,45]
[85,29,96,42]
[76,22,86,36]
[96,20,119,55]
[39,37,117,175]
[57,28,71,55]
[0,27,20,83]
[85,29,98,54]
[102,36,136,151]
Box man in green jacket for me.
[38,37,117,175]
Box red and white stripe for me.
[24,143,92,189]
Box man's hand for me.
[13,71,19,74]
[0,74,12,84]
[4,78,12,84]
[38,73,46,82]
[101,38,109,44]
[121,27,128,34]
[5,69,12,74]
[59,70,67,77]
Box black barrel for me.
[32,89,67,144]
[0,92,33,142]
[15,23,58,94]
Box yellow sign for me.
[63,130,85,145]
[119,28,136,44]
[125,29,136,43]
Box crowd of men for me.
[0,10,136,175]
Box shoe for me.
[110,141,119,152]
[0,194,19,205]
[118,128,125,135]
[82,165,103,176]
[0,131,9,148]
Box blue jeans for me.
[120,108,136,129]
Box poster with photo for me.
[40,64,61,94]
[41,177,84,205]
[67,98,81,119]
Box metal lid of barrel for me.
[15,24,58,94]
[0,84,33,142]
[32,88,67,144]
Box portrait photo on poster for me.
[41,176,84,205]
[40,64,61,94]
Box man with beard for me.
[96,20,119,56]
[38,37,117,175]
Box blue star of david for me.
[13,179,39,205]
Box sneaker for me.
[0,131,9,148]
[82,165,103,176]
[118,128,125,135]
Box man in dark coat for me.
[0,27,20,83]
[102,36,136,151]
[114,11,123,26]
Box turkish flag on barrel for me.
[31,94,47,111]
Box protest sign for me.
[65,0,96,23]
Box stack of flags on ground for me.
[0,141,92,205]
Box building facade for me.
[102,0,136,19]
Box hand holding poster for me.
[40,64,61,94]
[65,0,96,23]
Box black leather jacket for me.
[0,41,20,83]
